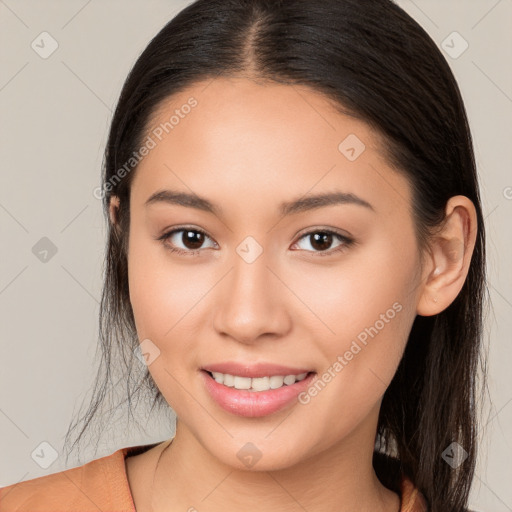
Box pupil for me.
[183,230,204,249]
[311,232,332,251]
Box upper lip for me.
[201,362,314,378]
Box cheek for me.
[126,234,201,408]
[127,226,210,356]
[127,225,179,339]
[294,235,419,403]
[292,234,418,339]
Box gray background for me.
[0,1,511,510]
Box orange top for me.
[0,443,428,511]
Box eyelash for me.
[157,226,355,258]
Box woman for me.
[0,0,487,511]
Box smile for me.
[200,369,317,417]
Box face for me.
[124,76,425,471]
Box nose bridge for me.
[231,240,271,301]
[212,238,290,343]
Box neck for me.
[149,418,400,512]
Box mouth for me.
[200,368,317,417]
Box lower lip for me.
[200,370,316,417]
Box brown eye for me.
[293,229,354,255]
[180,230,205,250]
[309,232,334,251]
[158,227,217,256]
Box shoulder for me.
[372,452,428,512]
[399,473,428,512]
[0,446,137,512]
[374,453,481,512]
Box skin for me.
[111,76,477,512]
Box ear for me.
[109,195,120,227]
[416,195,478,317]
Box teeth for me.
[234,376,251,389]
[252,376,270,391]
[210,371,309,391]
[269,375,284,389]
[223,374,235,387]
[283,375,297,385]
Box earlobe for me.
[109,195,120,227]
[416,195,477,317]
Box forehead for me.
[144,76,380,152]
[131,77,412,218]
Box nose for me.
[212,249,292,345]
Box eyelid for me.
[294,225,353,240]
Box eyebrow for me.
[144,189,375,216]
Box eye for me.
[157,226,217,256]
[157,226,355,257]
[291,229,354,256]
